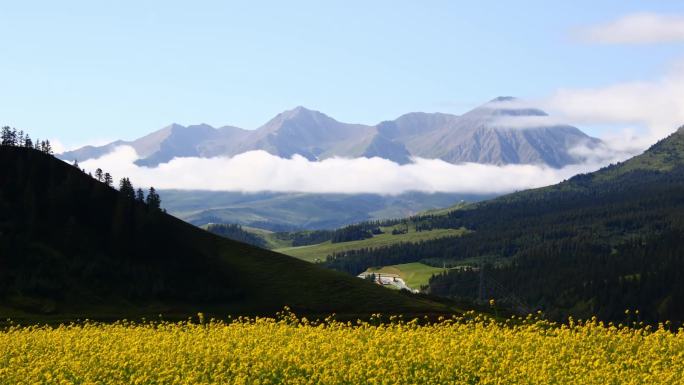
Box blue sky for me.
[1,1,683,146]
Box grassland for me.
[3,313,683,384]
[275,227,467,263]
[365,262,450,290]
[240,226,294,249]
[417,201,470,216]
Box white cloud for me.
[78,146,622,195]
[49,139,68,154]
[580,13,684,44]
[541,60,684,144]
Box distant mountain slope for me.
[60,98,600,168]
[0,146,446,320]
[61,107,412,166]
[134,124,249,167]
[233,107,381,161]
[378,112,460,141]
[325,126,684,323]
[160,190,491,231]
[407,97,601,167]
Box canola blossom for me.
[1,311,683,384]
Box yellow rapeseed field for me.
[1,310,683,384]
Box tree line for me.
[1,126,53,154]
[206,224,268,248]
[270,229,335,247]
[2,126,161,210]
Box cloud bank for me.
[79,146,623,195]
[542,59,684,146]
[579,13,684,44]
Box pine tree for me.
[9,128,17,146]
[40,140,53,155]
[104,173,113,187]
[135,188,145,203]
[146,187,161,210]
[119,177,135,200]
[95,168,103,182]
[23,134,32,148]
[1,127,16,146]
[0,126,10,145]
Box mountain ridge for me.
[60,99,601,168]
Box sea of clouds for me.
[78,144,632,195]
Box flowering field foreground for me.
[1,312,683,384]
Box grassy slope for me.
[276,227,466,263]
[600,127,684,178]
[0,147,450,321]
[241,226,293,249]
[366,263,449,290]
[417,201,470,216]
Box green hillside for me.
[276,227,466,262]
[0,146,449,321]
[325,127,684,323]
[365,263,450,290]
[600,127,684,177]
[416,201,469,216]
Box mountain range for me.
[60,97,600,168]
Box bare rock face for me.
[402,98,601,167]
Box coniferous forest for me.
[206,223,268,248]
[325,128,684,323]
[0,129,239,307]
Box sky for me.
[2,0,684,147]
[4,1,684,194]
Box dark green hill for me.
[0,146,446,321]
[325,127,684,323]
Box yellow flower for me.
[1,310,682,384]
